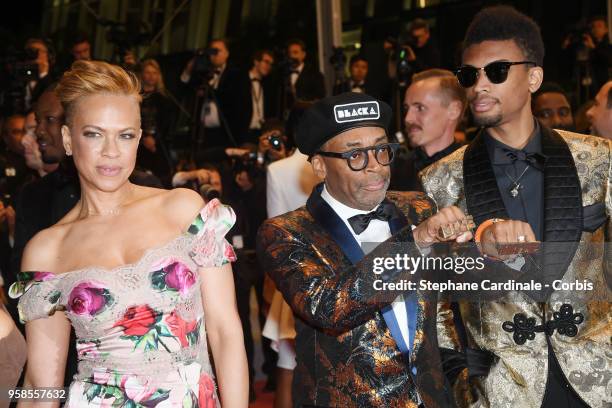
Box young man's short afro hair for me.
[463,5,545,66]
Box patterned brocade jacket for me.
[420,128,612,407]
[257,184,456,408]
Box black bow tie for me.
[493,147,547,171]
[347,202,395,235]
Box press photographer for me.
[0,39,56,115]
[279,39,325,117]
[562,15,611,99]
[180,39,250,150]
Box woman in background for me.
[137,58,175,185]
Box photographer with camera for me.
[281,39,326,116]
[180,39,250,150]
[172,124,288,399]
[23,38,57,111]
[227,120,291,401]
[405,19,441,72]
[562,16,612,101]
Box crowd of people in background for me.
[0,11,610,408]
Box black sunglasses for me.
[455,60,536,88]
[316,143,400,171]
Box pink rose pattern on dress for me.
[150,258,197,297]
[14,200,233,407]
[67,281,113,316]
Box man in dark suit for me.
[180,39,250,149]
[243,49,276,144]
[24,38,58,112]
[257,92,472,407]
[390,69,465,192]
[332,54,374,97]
[282,39,326,116]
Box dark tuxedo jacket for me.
[293,63,326,103]
[181,65,251,146]
[257,183,455,407]
[241,72,278,130]
[332,79,373,97]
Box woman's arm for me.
[17,229,71,407]
[18,313,71,408]
[200,263,248,407]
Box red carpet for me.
[250,380,275,408]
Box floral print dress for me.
[9,199,236,408]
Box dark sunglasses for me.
[455,60,536,88]
[316,143,400,171]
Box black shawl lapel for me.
[463,130,509,227]
[540,127,583,242]
[539,127,583,284]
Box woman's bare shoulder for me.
[21,224,69,273]
[160,188,205,230]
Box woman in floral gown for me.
[11,60,248,407]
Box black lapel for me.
[463,130,509,227]
[540,127,583,242]
[539,128,583,284]
[306,183,364,264]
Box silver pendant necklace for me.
[504,165,530,198]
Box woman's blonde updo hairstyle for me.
[56,60,142,125]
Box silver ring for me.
[517,235,526,242]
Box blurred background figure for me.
[533,82,575,131]
[180,38,249,150]
[138,58,174,185]
[562,15,611,105]
[244,49,276,144]
[0,114,37,201]
[587,80,612,138]
[281,39,325,117]
[333,55,371,95]
[404,18,441,72]
[23,38,56,111]
[70,33,92,62]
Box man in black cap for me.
[257,92,472,407]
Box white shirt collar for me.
[320,184,378,222]
[249,69,260,80]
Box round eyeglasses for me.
[315,143,400,171]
